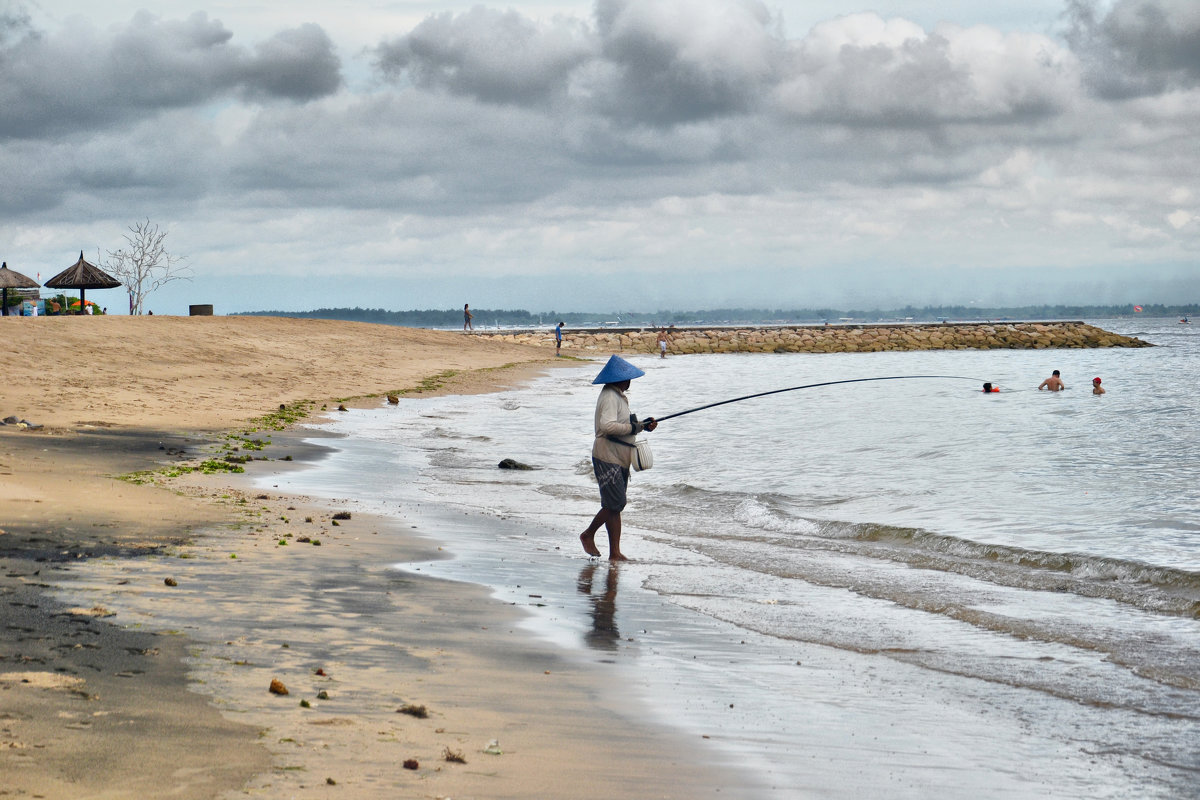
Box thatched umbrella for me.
[43,251,121,314]
[0,261,41,316]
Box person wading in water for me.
[580,355,657,560]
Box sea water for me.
[268,318,1200,799]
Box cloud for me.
[1065,0,1200,98]
[773,14,1077,125]
[373,7,594,105]
[1167,209,1195,229]
[241,23,342,101]
[0,11,341,140]
[590,0,783,123]
[373,3,1078,130]
[1,1,1196,314]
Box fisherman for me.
[1038,370,1065,391]
[555,321,564,356]
[580,355,657,561]
[1092,377,1106,395]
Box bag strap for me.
[605,435,637,448]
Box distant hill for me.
[234,303,1199,328]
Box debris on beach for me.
[0,415,43,430]
[483,739,502,755]
[163,577,177,587]
[332,511,352,520]
[387,394,399,404]
[69,605,114,617]
[317,690,329,700]
[315,668,327,676]
[337,404,348,411]
[397,703,428,718]
[443,747,467,764]
[269,678,289,695]
[498,458,535,470]
[403,759,419,770]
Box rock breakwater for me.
[475,321,1149,355]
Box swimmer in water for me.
[1038,370,1065,391]
[1092,377,1105,395]
[982,382,999,393]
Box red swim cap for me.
[1093,377,1101,383]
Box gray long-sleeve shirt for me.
[591,384,642,467]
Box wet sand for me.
[0,315,741,799]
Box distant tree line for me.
[235,303,1199,328]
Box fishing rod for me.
[650,375,988,424]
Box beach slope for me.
[0,316,570,798]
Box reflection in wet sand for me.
[577,563,620,651]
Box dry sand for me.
[0,316,739,799]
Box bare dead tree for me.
[103,219,192,315]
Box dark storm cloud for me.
[589,0,783,124]
[1065,0,1200,98]
[373,6,594,105]
[0,10,341,139]
[374,2,1074,129]
[374,0,784,122]
[239,23,342,101]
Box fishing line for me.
[651,375,988,424]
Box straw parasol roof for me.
[0,261,41,316]
[43,251,121,313]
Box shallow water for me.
[272,317,1200,798]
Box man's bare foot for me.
[609,552,629,562]
[580,532,601,557]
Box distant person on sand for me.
[1092,377,1106,395]
[555,321,564,356]
[1038,370,1064,391]
[656,327,671,358]
[580,355,657,561]
[463,303,473,331]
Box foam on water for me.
[271,318,1200,797]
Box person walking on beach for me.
[1038,370,1065,391]
[580,355,657,561]
[555,321,564,356]
[656,327,671,358]
[463,303,474,331]
[1092,377,1106,395]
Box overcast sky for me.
[2,0,1198,314]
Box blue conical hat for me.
[592,354,645,384]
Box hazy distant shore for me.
[235,303,1199,329]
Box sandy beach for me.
[1,316,737,799]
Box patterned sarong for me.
[592,457,629,512]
